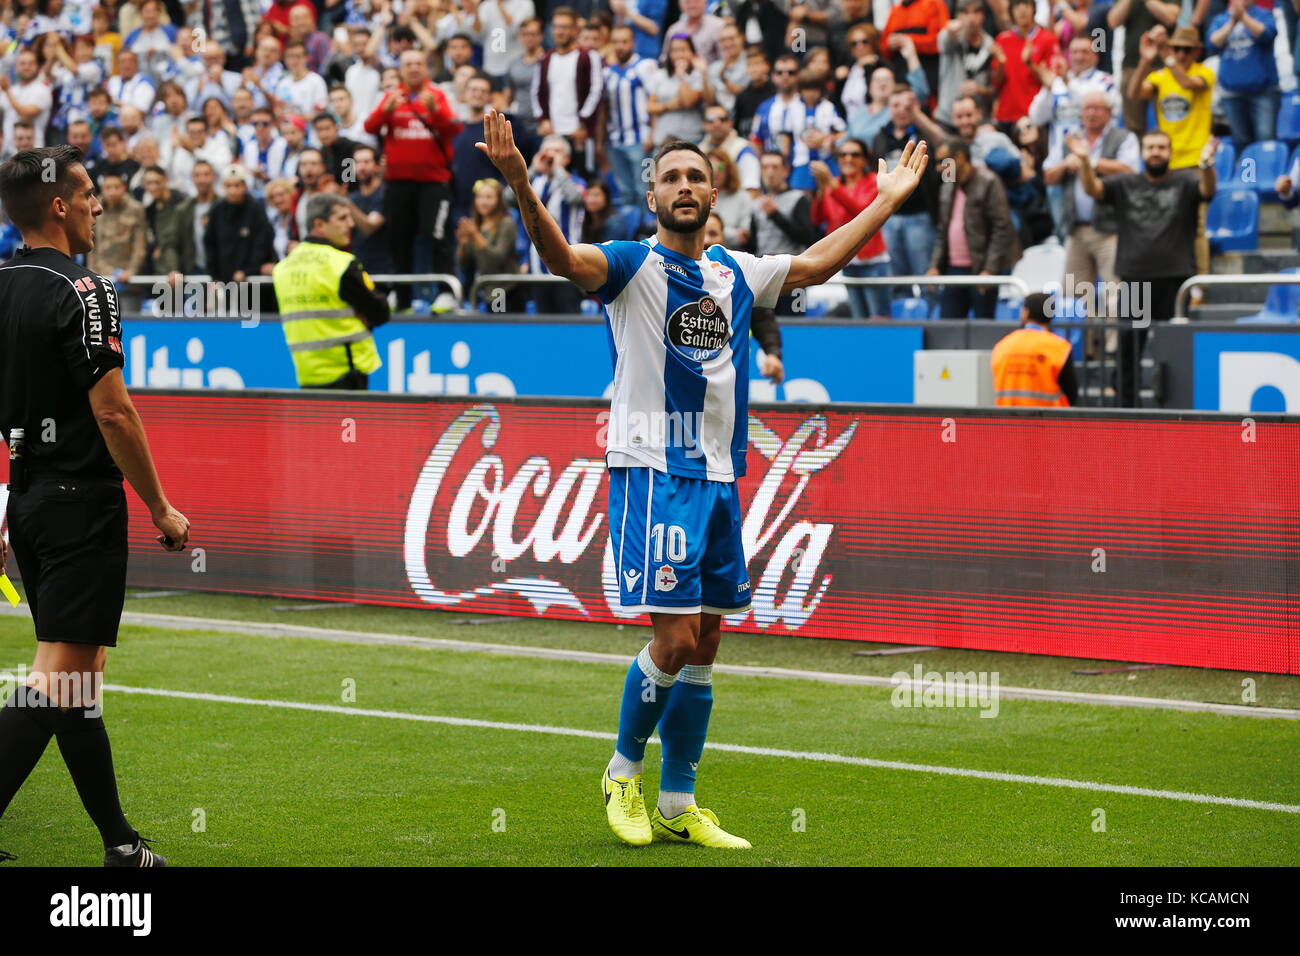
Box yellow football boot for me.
[650,805,752,849]
[602,770,652,846]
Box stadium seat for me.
[1206,190,1260,252]
[1289,143,1300,183]
[1215,139,1237,185]
[1238,267,1300,323]
[1010,238,1067,294]
[994,298,1023,320]
[1278,93,1300,144]
[891,297,932,320]
[1233,140,1288,198]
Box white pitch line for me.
[101,683,1300,815]
[91,610,1300,721]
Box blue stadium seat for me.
[1215,139,1237,185]
[1233,140,1289,198]
[994,298,1022,320]
[1278,93,1300,144]
[1207,190,1260,252]
[1289,143,1300,182]
[891,297,931,320]
[1146,102,1157,131]
[1238,268,1300,323]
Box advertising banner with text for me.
[12,392,1292,673]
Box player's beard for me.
[1145,159,1169,178]
[657,200,710,235]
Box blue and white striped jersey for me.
[593,240,791,483]
[528,170,587,276]
[752,94,845,174]
[605,55,658,147]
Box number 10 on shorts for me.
[650,523,687,564]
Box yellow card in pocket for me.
[0,574,19,607]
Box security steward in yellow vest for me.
[272,193,389,389]
[991,292,1079,406]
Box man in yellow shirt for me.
[1127,25,1214,170]
[1127,24,1214,290]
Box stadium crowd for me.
[0,0,1291,319]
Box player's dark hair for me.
[0,145,86,233]
[652,140,714,185]
[143,164,167,178]
[1023,292,1052,325]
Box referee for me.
[0,146,189,867]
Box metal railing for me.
[1174,273,1300,321]
[127,272,464,301]
[465,272,1033,311]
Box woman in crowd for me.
[580,181,635,244]
[150,80,189,147]
[265,178,299,261]
[456,179,523,312]
[708,148,754,249]
[810,138,891,319]
[647,34,710,148]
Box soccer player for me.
[476,109,927,849]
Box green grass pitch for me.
[0,589,1296,866]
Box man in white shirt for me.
[0,50,52,149]
[108,50,157,114]
[329,86,377,149]
[470,0,536,81]
[165,115,234,196]
[274,42,329,117]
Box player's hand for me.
[476,107,529,185]
[153,505,189,552]
[1276,174,1292,196]
[875,139,928,206]
[760,353,784,384]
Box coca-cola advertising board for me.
[25,391,1296,674]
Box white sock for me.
[608,751,642,780]
[658,790,694,818]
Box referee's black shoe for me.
[104,835,167,868]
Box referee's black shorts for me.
[6,476,128,647]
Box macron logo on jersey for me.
[660,260,689,280]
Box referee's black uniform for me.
[1,248,129,643]
[0,146,176,867]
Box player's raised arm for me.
[475,108,609,293]
[781,140,929,293]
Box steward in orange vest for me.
[991,292,1079,406]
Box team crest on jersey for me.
[665,295,730,363]
[654,565,678,592]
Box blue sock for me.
[658,664,714,796]
[612,645,676,768]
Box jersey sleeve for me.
[56,275,124,391]
[730,249,793,309]
[592,240,651,304]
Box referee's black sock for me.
[54,707,136,848]
[0,687,60,818]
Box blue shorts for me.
[607,466,751,615]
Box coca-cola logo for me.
[402,405,857,632]
[665,296,729,362]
